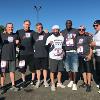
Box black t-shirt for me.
[0,32,2,50]
[75,34,92,57]
[16,29,35,55]
[1,32,17,60]
[61,28,78,51]
[33,31,49,58]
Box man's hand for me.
[91,41,96,47]
[86,55,91,61]
[16,40,19,45]
[49,41,53,45]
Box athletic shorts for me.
[49,58,64,72]
[0,60,16,73]
[18,54,35,73]
[78,56,93,73]
[34,57,49,70]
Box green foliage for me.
[0,25,5,33]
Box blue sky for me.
[0,0,100,33]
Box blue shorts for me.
[64,52,79,72]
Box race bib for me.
[66,39,74,46]
[25,33,31,38]
[79,38,83,44]
[54,48,63,56]
[38,35,44,40]
[1,61,7,68]
[8,36,14,42]
[19,60,25,68]
[77,46,83,53]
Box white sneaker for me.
[44,81,49,87]
[72,84,77,91]
[67,81,73,88]
[98,90,100,94]
[35,81,40,88]
[51,84,56,91]
[57,83,66,88]
[97,85,99,88]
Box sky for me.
[0,0,100,33]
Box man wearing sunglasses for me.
[76,26,93,92]
[91,20,100,93]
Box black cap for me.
[93,20,100,25]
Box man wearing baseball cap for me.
[91,20,100,93]
[46,25,65,91]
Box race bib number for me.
[8,36,14,42]
[54,48,63,56]
[25,33,31,38]
[1,61,7,68]
[77,46,83,53]
[66,39,74,46]
[19,60,25,67]
[38,35,44,40]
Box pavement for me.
[0,70,100,100]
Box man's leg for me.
[43,70,47,81]
[0,73,6,94]
[43,69,49,87]
[1,73,5,87]
[50,72,56,91]
[21,72,25,82]
[10,72,15,86]
[71,53,78,90]
[9,61,19,91]
[83,72,87,84]
[35,70,41,88]
[57,72,62,83]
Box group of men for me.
[0,19,100,94]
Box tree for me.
[0,25,5,33]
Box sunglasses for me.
[93,24,99,27]
[78,29,85,31]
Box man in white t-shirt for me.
[46,25,65,91]
[91,20,100,93]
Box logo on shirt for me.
[25,33,31,38]
[8,36,14,42]
[78,38,83,44]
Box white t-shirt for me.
[46,34,64,60]
[93,30,100,56]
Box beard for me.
[53,32,60,37]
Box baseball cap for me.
[52,25,60,30]
[93,20,100,25]
[78,25,86,30]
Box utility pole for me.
[34,5,42,23]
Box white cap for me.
[52,25,60,30]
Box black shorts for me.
[49,58,64,73]
[34,57,49,70]
[18,54,35,73]
[78,56,93,73]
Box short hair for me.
[36,22,43,26]
[6,23,13,28]
[66,20,72,25]
[24,19,31,25]
[36,22,43,29]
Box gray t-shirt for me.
[61,28,78,51]
[1,32,17,60]
[75,34,92,57]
